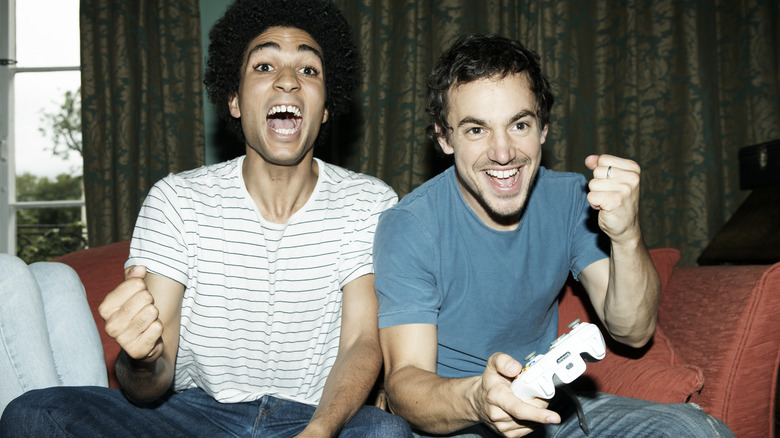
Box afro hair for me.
[203,0,361,145]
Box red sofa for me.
[53,242,780,438]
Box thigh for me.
[0,255,60,411]
[0,386,232,438]
[30,261,107,387]
[340,405,412,438]
[412,423,498,438]
[544,392,735,438]
[255,396,314,437]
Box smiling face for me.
[437,73,548,230]
[228,26,328,167]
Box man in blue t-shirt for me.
[373,34,734,437]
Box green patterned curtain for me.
[334,0,780,265]
[80,0,205,247]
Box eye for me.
[514,121,529,131]
[254,63,274,72]
[299,65,319,76]
[467,127,484,135]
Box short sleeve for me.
[568,174,609,279]
[126,176,190,286]
[338,182,398,287]
[374,208,441,329]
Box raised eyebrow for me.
[298,44,323,62]
[509,110,538,125]
[457,116,488,128]
[245,42,323,66]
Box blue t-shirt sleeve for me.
[374,208,441,329]
[568,174,609,279]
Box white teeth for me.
[485,169,519,179]
[268,105,302,117]
[272,127,299,135]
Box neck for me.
[242,150,319,224]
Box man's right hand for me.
[98,265,164,363]
[472,353,561,437]
[380,322,562,437]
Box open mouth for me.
[485,168,520,187]
[267,105,302,135]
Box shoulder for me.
[148,157,243,198]
[376,168,454,240]
[317,159,398,206]
[393,166,454,212]
[529,167,589,205]
[164,157,242,187]
[535,166,588,188]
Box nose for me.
[274,66,301,93]
[488,131,515,164]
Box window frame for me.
[0,0,84,255]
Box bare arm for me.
[580,155,661,347]
[298,274,383,437]
[380,323,559,437]
[98,266,183,403]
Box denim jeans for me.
[0,386,412,437]
[0,255,108,414]
[412,391,735,438]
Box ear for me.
[435,123,454,155]
[540,124,548,144]
[228,93,241,118]
[321,108,329,125]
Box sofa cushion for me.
[558,248,705,403]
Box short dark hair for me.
[203,0,361,145]
[426,34,555,151]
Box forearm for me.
[115,349,174,403]
[304,339,383,436]
[385,365,481,434]
[603,235,661,347]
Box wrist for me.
[465,375,486,423]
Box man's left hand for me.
[584,154,642,244]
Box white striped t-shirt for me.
[126,156,398,405]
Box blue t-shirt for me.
[374,166,608,378]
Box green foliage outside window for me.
[15,172,87,263]
[15,87,87,264]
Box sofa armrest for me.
[658,262,780,438]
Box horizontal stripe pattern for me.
[127,157,397,404]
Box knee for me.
[376,411,412,437]
[0,254,27,273]
[655,403,734,437]
[1,390,46,435]
[347,406,412,438]
[0,255,34,295]
[0,388,72,436]
[29,262,87,308]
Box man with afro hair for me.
[0,1,412,437]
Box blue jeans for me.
[0,386,412,437]
[413,391,734,438]
[0,255,108,414]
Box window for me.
[1,0,86,261]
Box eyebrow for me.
[508,110,538,125]
[245,41,323,64]
[457,110,537,128]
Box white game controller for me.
[510,320,606,401]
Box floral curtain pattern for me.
[333,0,780,265]
[78,0,778,265]
[80,0,205,247]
